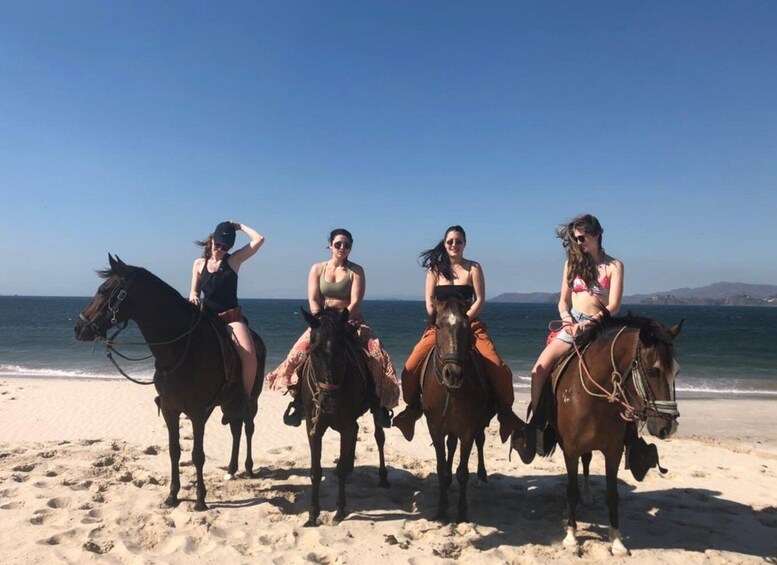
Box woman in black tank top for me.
[393,225,525,444]
[189,221,265,405]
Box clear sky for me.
[1,2,775,299]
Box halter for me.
[303,333,367,437]
[432,347,469,389]
[79,278,204,386]
[572,324,679,422]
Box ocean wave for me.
[0,364,149,381]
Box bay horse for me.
[74,255,266,511]
[421,296,494,523]
[299,307,389,527]
[543,314,682,555]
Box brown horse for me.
[421,296,495,523]
[74,255,266,511]
[299,307,389,527]
[543,314,682,555]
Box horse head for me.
[302,307,350,414]
[635,318,684,439]
[430,296,472,390]
[75,255,137,341]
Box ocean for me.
[1,296,776,398]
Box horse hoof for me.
[223,473,235,481]
[304,517,319,528]
[456,515,469,524]
[563,528,577,548]
[163,496,180,507]
[194,501,208,512]
[477,472,488,483]
[433,512,449,524]
[611,540,630,557]
[333,510,347,523]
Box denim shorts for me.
[554,308,593,344]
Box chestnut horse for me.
[299,307,389,527]
[421,296,495,523]
[75,255,266,511]
[545,314,682,555]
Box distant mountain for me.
[492,282,777,306]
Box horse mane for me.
[98,264,199,316]
[577,312,676,368]
[309,307,360,351]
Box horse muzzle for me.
[647,416,678,439]
[75,313,101,341]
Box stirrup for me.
[372,407,393,429]
[283,400,302,427]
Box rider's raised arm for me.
[227,222,265,272]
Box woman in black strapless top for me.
[393,225,524,444]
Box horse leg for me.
[335,422,358,523]
[562,450,580,548]
[605,447,629,556]
[455,436,475,523]
[161,406,182,507]
[373,414,389,488]
[445,434,457,489]
[244,407,255,478]
[225,419,243,480]
[191,416,208,511]
[433,436,451,523]
[305,429,323,527]
[475,428,487,482]
[581,451,594,505]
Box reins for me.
[553,319,678,422]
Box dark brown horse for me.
[544,314,682,555]
[299,307,388,527]
[74,255,266,511]
[421,296,494,523]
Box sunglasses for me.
[213,243,229,251]
[573,234,589,244]
[333,241,352,250]
[446,238,464,247]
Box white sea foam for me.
[0,364,149,381]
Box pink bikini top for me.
[571,275,610,296]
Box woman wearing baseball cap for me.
[190,221,265,416]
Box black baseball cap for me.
[213,221,236,249]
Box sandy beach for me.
[1,377,776,564]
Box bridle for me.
[573,325,679,422]
[79,278,204,385]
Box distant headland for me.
[492,282,777,306]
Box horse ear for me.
[300,307,319,328]
[668,319,684,340]
[109,254,129,276]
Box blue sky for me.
[1,2,775,299]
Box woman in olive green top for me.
[267,228,399,427]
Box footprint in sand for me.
[12,463,36,473]
[29,509,53,525]
[1,501,23,510]
[45,470,58,477]
[47,497,71,509]
[12,474,30,483]
[93,455,115,468]
[39,451,56,459]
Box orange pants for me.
[401,320,514,408]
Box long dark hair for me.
[194,234,215,260]
[328,228,353,245]
[419,225,466,282]
[556,214,604,289]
